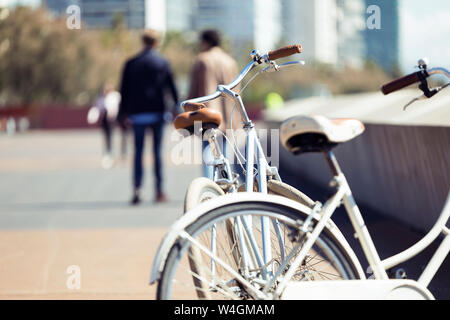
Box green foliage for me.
[160,31,196,75]
[0,6,141,107]
[0,6,397,108]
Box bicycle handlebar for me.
[381,66,450,96]
[381,71,427,95]
[268,44,303,61]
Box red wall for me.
[0,103,265,130]
[0,105,91,129]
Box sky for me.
[399,0,450,72]
[6,0,450,72]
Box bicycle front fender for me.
[149,193,366,285]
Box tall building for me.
[336,0,366,68]
[281,0,300,44]
[193,0,282,53]
[364,0,399,72]
[166,0,193,32]
[253,0,282,53]
[282,0,338,65]
[44,0,166,30]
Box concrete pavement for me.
[0,128,201,299]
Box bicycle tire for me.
[183,177,225,299]
[238,179,316,209]
[184,177,225,212]
[157,201,360,300]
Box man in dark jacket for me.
[118,30,178,205]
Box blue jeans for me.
[132,121,164,193]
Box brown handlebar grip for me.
[268,44,303,61]
[381,71,424,95]
[183,102,207,112]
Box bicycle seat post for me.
[323,149,342,179]
[204,128,222,160]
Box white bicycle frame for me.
[181,55,294,279]
[271,150,450,297]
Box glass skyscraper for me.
[364,0,400,72]
[282,0,399,70]
[193,0,282,53]
[282,0,339,65]
[44,0,153,29]
[336,0,366,68]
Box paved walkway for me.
[0,129,201,299]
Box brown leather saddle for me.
[174,102,223,134]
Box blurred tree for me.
[1,7,90,105]
[241,59,392,103]
[0,7,140,107]
[160,31,196,76]
[111,12,125,30]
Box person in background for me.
[187,29,240,179]
[117,29,178,205]
[88,83,121,169]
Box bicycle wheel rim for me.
[157,201,359,300]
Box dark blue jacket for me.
[118,49,178,118]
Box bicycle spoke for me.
[179,230,268,299]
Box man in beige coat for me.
[188,30,242,179]
[188,30,241,131]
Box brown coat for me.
[188,47,241,131]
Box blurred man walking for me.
[188,30,239,179]
[118,30,178,205]
[188,29,239,130]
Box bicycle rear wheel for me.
[157,201,360,300]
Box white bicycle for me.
[150,49,450,300]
